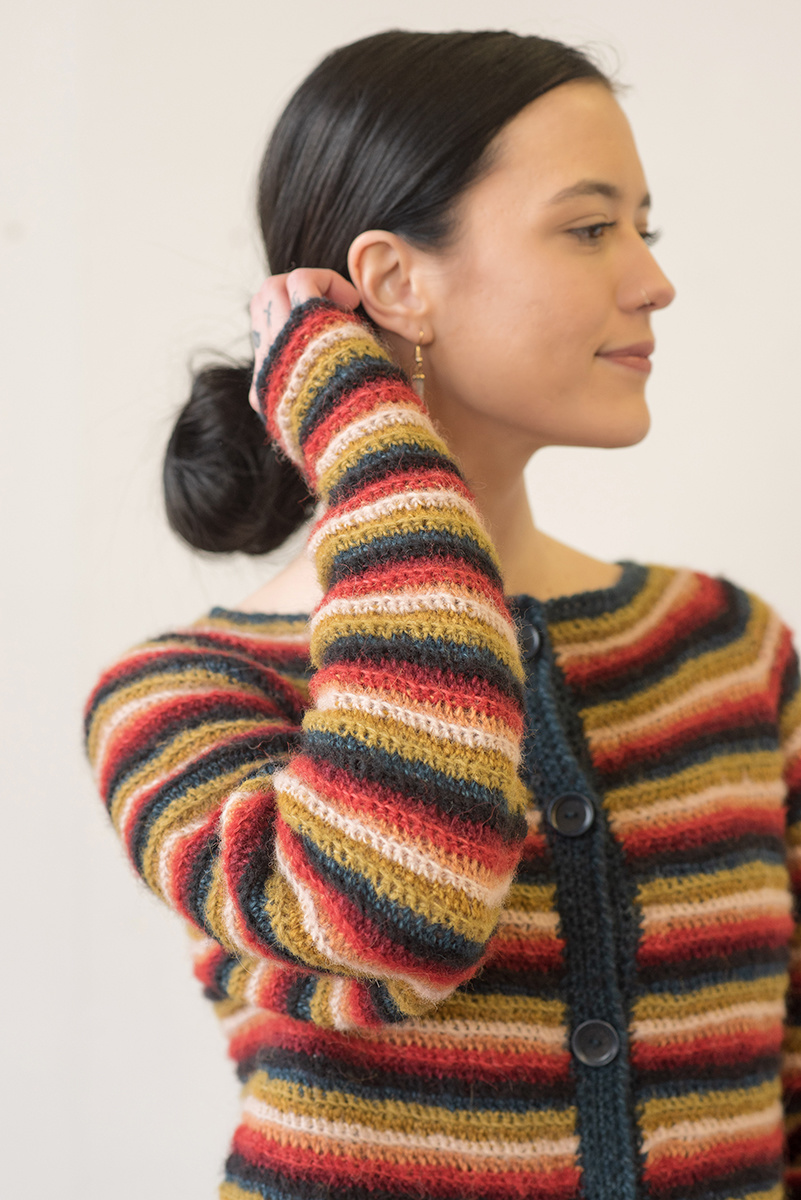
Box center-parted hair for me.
[163,29,611,556]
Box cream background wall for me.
[3,1,799,1196]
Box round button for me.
[520,624,542,659]
[547,792,595,837]
[571,1020,620,1067]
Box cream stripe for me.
[313,686,521,766]
[610,778,785,831]
[330,978,350,1032]
[273,816,453,1005]
[242,1096,579,1159]
[243,962,272,1009]
[274,322,369,466]
[631,998,785,1040]
[398,1017,566,1046]
[116,723,241,836]
[309,586,516,649]
[276,770,512,908]
[640,885,791,927]
[497,907,561,935]
[556,568,692,658]
[308,488,479,553]
[783,1052,801,1072]
[640,1099,782,1156]
[588,608,784,746]
[314,403,432,478]
[157,812,213,906]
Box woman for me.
[85,29,801,1200]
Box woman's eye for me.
[570,222,616,242]
[568,223,662,246]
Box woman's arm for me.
[84,292,529,1028]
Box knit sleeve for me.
[84,297,529,1029]
[780,632,801,1192]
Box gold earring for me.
[411,331,425,398]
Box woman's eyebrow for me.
[547,179,651,208]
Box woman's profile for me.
[84,29,801,1200]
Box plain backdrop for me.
[3,1,800,1196]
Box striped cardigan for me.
[84,299,801,1200]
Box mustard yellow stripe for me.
[548,563,678,647]
[88,662,269,768]
[637,859,788,909]
[631,970,788,1023]
[194,612,309,637]
[302,708,527,805]
[288,333,390,444]
[638,1076,780,1130]
[602,751,784,816]
[220,1183,263,1200]
[314,413,442,485]
[504,880,559,915]
[140,759,262,897]
[581,595,774,734]
[278,789,501,940]
[244,1074,576,1141]
[108,717,274,828]
[412,989,567,1029]
[314,505,497,569]
[310,608,522,685]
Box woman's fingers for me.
[248,270,361,412]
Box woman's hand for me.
[248,268,360,412]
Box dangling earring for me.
[411,331,425,399]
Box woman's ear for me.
[347,230,430,343]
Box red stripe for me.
[642,1125,782,1191]
[232,1122,581,1199]
[638,913,794,965]
[617,805,785,859]
[301,379,428,478]
[631,1024,783,1072]
[310,660,523,735]
[274,820,480,987]
[290,755,522,874]
[593,689,780,774]
[558,572,722,688]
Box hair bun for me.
[163,361,314,555]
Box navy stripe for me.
[298,833,484,967]
[304,729,527,842]
[327,443,467,506]
[320,632,523,708]
[297,356,405,444]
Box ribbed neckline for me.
[509,559,650,623]
[210,560,653,628]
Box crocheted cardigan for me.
[85,299,801,1200]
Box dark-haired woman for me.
[85,30,801,1200]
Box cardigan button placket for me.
[513,597,639,1200]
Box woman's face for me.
[415,80,676,470]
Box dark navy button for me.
[547,792,595,837]
[520,623,542,659]
[571,1020,620,1067]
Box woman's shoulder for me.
[233,551,322,623]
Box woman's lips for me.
[598,352,652,375]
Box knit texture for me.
[84,300,801,1200]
